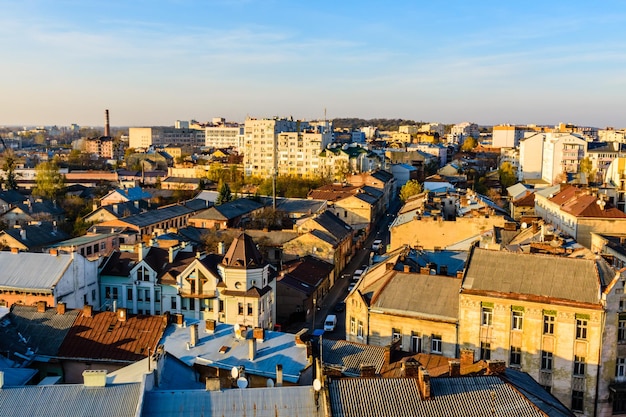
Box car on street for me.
[372,239,383,252]
[348,282,357,292]
[334,302,346,313]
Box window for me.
[541,351,553,371]
[392,328,401,343]
[543,314,555,334]
[145,289,150,302]
[510,346,521,366]
[350,317,356,335]
[357,320,364,339]
[574,355,585,376]
[105,286,111,299]
[171,296,177,310]
[189,298,195,311]
[411,334,422,353]
[127,288,133,301]
[576,318,588,340]
[512,311,523,330]
[247,303,253,315]
[91,289,96,301]
[482,307,493,326]
[571,390,584,412]
[112,287,118,300]
[83,294,88,305]
[219,300,224,312]
[155,291,160,302]
[431,335,442,354]
[207,299,214,312]
[619,314,626,342]
[617,358,626,380]
[480,342,491,360]
[238,303,244,315]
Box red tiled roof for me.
[512,191,535,207]
[57,310,167,362]
[561,194,626,218]
[548,185,577,205]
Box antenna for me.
[231,366,239,379]
[236,376,248,389]
[313,379,322,391]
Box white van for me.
[323,314,337,331]
[352,269,365,282]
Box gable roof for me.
[57,310,167,362]
[116,204,193,228]
[462,247,609,305]
[0,251,76,291]
[312,210,352,241]
[222,232,266,269]
[0,222,69,249]
[192,198,263,221]
[321,338,387,377]
[0,190,24,205]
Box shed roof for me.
[0,251,75,291]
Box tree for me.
[498,162,517,189]
[1,149,20,190]
[33,160,65,199]
[579,156,597,183]
[461,136,478,151]
[216,182,232,206]
[399,179,423,202]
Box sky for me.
[2,1,626,128]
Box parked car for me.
[324,315,337,331]
[334,302,346,313]
[352,269,364,282]
[372,239,383,252]
[348,282,357,292]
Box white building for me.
[542,133,587,184]
[129,127,205,149]
[492,125,530,148]
[518,133,545,181]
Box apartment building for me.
[492,125,530,148]
[243,117,332,178]
[129,127,205,149]
[542,133,587,184]
[190,118,244,151]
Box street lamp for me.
[312,298,316,330]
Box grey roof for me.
[1,222,69,249]
[48,232,117,249]
[0,251,74,291]
[369,272,460,320]
[321,339,386,377]
[463,248,604,304]
[120,205,193,228]
[0,383,142,417]
[0,305,81,358]
[161,321,309,384]
[192,198,263,221]
[328,375,573,417]
[0,366,37,387]
[142,386,322,417]
[313,211,352,241]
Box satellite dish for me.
[521,222,528,229]
[231,366,239,379]
[234,323,240,332]
[237,376,248,389]
[313,379,322,391]
[266,378,275,388]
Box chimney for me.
[169,246,174,263]
[50,249,58,256]
[112,204,118,214]
[19,229,26,240]
[248,338,257,361]
[384,344,393,366]
[531,222,539,234]
[360,364,376,377]
[104,109,110,137]
[0,371,3,389]
[404,265,411,273]
[460,348,474,365]
[83,370,107,387]
[218,241,225,255]
[175,313,184,326]
[137,243,145,262]
[276,364,283,387]
[439,265,448,276]
[205,319,216,333]
[417,366,431,400]
[83,304,93,318]
[190,323,198,347]
[295,328,307,346]
[117,307,127,322]
[57,302,66,315]
[386,262,394,270]
[420,267,430,275]
[205,377,220,391]
[253,327,265,342]
[456,270,464,279]
[10,247,18,254]
[403,361,420,378]
[36,300,46,313]
[486,360,506,375]
[449,360,461,377]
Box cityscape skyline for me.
[2,1,626,128]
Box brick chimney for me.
[417,366,431,400]
[117,307,127,322]
[175,313,184,326]
[205,319,216,333]
[420,267,430,275]
[449,360,461,377]
[253,327,265,342]
[10,247,19,254]
[486,360,506,375]
[36,300,47,313]
[57,302,66,315]
[403,360,420,378]
[403,265,411,273]
[360,364,376,377]
[456,270,464,279]
[190,323,198,347]
[49,249,58,256]
[460,348,474,365]
[104,109,110,137]
[83,304,93,318]
[276,364,283,387]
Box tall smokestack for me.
[104,109,110,137]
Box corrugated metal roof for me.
[0,251,73,290]
[328,376,571,417]
[0,383,142,417]
[142,386,322,417]
[321,339,386,377]
[463,248,601,304]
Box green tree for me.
[399,179,423,202]
[461,136,477,151]
[498,161,517,189]
[33,160,65,199]
[216,182,232,206]
[1,149,20,190]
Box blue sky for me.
[1,1,626,128]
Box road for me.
[309,197,402,340]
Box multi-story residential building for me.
[189,118,244,151]
[492,125,530,148]
[418,122,445,137]
[319,144,382,179]
[84,137,115,159]
[603,157,626,212]
[599,128,626,143]
[413,143,448,167]
[518,132,545,181]
[459,247,620,417]
[398,125,419,135]
[243,117,332,178]
[542,133,587,184]
[128,127,205,149]
[586,142,625,185]
[534,184,626,248]
[451,122,479,139]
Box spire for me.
[222,233,266,268]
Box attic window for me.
[219,346,229,354]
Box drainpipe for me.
[594,309,605,417]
